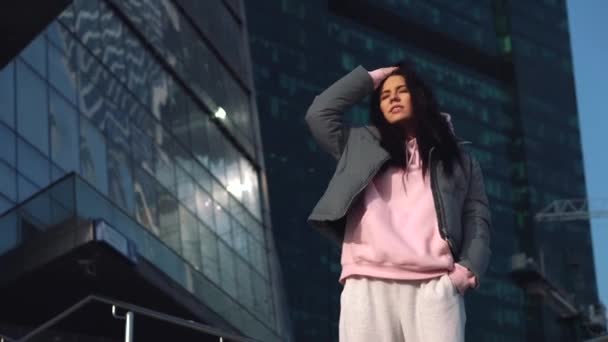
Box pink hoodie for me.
[339,137,477,293]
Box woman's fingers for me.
[369,66,399,89]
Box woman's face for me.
[379,75,413,124]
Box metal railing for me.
[16,295,260,342]
[0,334,17,342]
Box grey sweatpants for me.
[339,274,466,342]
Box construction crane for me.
[509,198,608,339]
[535,198,608,222]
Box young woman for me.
[305,60,492,341]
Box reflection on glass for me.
[199,220,220,284]
[158,187,181,252]
[180,205,201,270]
[239,157,262,220]
[80,117,108,194]
[189,105,211,168]
[74,0,102,56]
[208,124,226,186]
[100,1,127,83]
[215,204,233,245]
[107,138,134,215]
[133,167,159,235]
[214,107,226,120]
[131,125,156,176]
[156,144,176,193]
[176,165,196,214]
[50,88,79,173]
[48,41,78,105]
[194,185,215,231]
[16,60,49,156]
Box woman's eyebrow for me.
[381,84,408,94]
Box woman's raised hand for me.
[368,66,398,90]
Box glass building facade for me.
[0,0,292,341]
[245,0,600,341]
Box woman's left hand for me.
[448,263,477,295]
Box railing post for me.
[112,305,134,342]
[125,311,134,342]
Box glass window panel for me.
[250,237,268,280]
[158,187,181,253]
[199,221,220,285]
[126,98,154,138]
[214,203,233,246]
[0,162,17,201]
[218,241,237,299]
[194,185,215,231]
[99,1,127,83]
[232,220,249,260]
[80,117,108,195]
[133,167,159,235]
[50,88,79,172]
[107,139,134,215]
[51,163,67,183]
[16,60,49,155]
[251,271,271,320]
[73,0,102,56]
[0,194,13,216]
[0,61,15,128]
[45,21,67,49]
[105,105,130,150]
[189,105,210,168]
[79,77,108,133]
[251,238,269,279]
[212,178,229,210]
[235,257,254,310]
[155,145,176,193]
[131,125,155,176]
[228,196,248,233]
[207,123,226,184]
[239,157,261,220]
[180,205,201,270]
[225,143,242,200]
[176,165,196,214]
[192,162,212,194]
[18,175,40,202]
[125,38,155,111]
[17,139,50,187]
[0,123,16,166]
[48,41,78,105]
[57,4,75,32]
[162,82,190,147]
[21,35,46,77]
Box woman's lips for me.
[390,106,404,113]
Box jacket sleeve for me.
[305,65,374,160]
[458,155,492,289]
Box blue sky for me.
[566,0,608,309]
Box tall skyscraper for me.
[0,1,292,341]
[246,0,603,341]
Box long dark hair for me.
[369,59,464,177]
